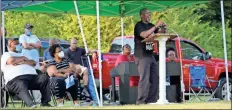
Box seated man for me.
[40,38,57,73]
[115,44,139,86]
[1,38,51,108]
[47,44,91,107]
[166,47,182,102]
[64,38,96,99]
[167,47,176,62]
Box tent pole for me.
[1,11,7,108]
[121,17,124,52]
[96,0,103,107]
[1,11,5,53]
[220,0,230,101]
[73,0,101,106]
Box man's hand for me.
[21,56,28,61]
[155,20,165,28]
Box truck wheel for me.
[215,78,232,100]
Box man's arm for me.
[29,41,41,49]
[6,56,27,65]
[141,34,159,42]
[138,20,165,38]
[22,60,36,67]
[87,49,97,55]
[47,65,66,77]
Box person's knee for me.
[37,74,49,84]
[7,81,27,93]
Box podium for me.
[149,33,178,104]
[110,62,139,104]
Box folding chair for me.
[189,65,220,102]
[1,72,42,108]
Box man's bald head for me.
[49,38,57,46]
[139,8,151,23]
[70,37,78,51]
[7,38,19,52]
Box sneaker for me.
[74,103,80,107]
[57,103,64,107]
[80,101,92,106]
[30,104,37,108]
[82,88,90,97]
[41,103,52,107]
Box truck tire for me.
[215,78,232,100]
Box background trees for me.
[4,1,231,59]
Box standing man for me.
[134,8,166,104]
[64,38,96,101]
[19,23,42,103]
[19,23,41,69]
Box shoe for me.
[57,103,64,107]
[82,88,90,97]
[74,103,80,107]
[30,104,37,108]
[80,101,92,106]
[41,103,52,107]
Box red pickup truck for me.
[91,36,232,100]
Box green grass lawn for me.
[4,101,231,109]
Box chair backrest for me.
[189,66,206,87]
[166,61,181,76]
[81,56,90,69]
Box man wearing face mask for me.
[1,38,51,108]
[19,23,42,103]
[19,23,41,69]
[134,8,166,104]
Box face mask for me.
[15,44,22,53]
[58,51,65,58]
[26,31,32,36]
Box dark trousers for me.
[6,74,51,107]
[135,56,158,104]
[50,77,79,101]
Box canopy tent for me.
[2,1,208,16]
[1,0,230,107]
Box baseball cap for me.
[24,23,34,29]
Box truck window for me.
[181,41,203,60]
[109,38,134,54]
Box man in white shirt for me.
[1,38,51,108]
[19,23,41,69]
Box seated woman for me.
[46,44,86,107]
[115,44,139,86]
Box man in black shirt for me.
[134,8,166,104]
[64,38,96,101]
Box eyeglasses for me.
[168,54,175,56]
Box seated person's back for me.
[115,44,139,86]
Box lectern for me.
[110,62,139,104]
[149,33,178,104]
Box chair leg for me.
[50,89,57,106]
[7,91,15,108]
[29,90,36,105]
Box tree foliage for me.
[4,3,231,59]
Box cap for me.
[24,23,34,29]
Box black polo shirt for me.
[134,21,158,58]
[64,47,86,65]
